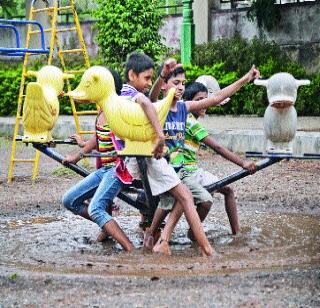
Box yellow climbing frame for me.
[8,0,94,183]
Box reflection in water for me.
[0,211,319,277]
[6,216,64,229]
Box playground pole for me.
[181,0,194,65]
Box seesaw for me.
[16,66,320,227]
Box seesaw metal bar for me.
[246,151,320,160]
[31,143,146,212]
[22,139,309,215]
[205,157,283,193]
[30,141,284,204]
[205,150,320,193]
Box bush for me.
[193,35,292,76]
[189,37,320,116]
[1,36,319,117]
[0,67,21,116]
[0,62,97,116]
[94,0,168,69]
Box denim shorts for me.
[62,166,123,228]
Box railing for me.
[1,1,184,21]
[220,0,318,7]
[158,4,183,15]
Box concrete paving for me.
[1,115,319,154]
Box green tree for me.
[94,0,168,69]
[0,0,25,18]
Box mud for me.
[0,136,319,307]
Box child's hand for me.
[245,65,260,82]
[242,160,257,174]
[69,134,85,147]
[161,58,181,79]
[58,91,65,98]
[62,153,80,165]
[152,134,165,159]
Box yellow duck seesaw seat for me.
[22,65,73,143]
[66,66,175,156]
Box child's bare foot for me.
[152,238,171,256]
[201,245,215,257]
[143,228,154,250]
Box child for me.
[62,70,134,251]
[184,81,256,236]
[121,52,214,256]
[63,69,122,168]
[146,65,260,255]
[148,81,256,245]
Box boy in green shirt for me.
[182,81,256,239]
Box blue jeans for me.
[62,166,123,228]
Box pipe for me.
[205,157,283,193]
[32,143,144,211]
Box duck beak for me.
[65,89,88,101]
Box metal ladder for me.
[7,0,94,183]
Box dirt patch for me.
[0,137,319,306]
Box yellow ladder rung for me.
[59,49,83,54]
[32,7,54,13]
[29,28,53,35]
[76,111,98,115]
[23,72,36,77]
[79,131,95,135]
[64,69,86,74]
[58,6,72,12]
[13,159,37,163]
[56,27,77,33]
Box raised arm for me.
[186,65,260,113]
[149,58,180,102]
[202,135,257,173]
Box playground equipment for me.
[24,138,284,225]
[66,66,176,156]
[12,68,320,225]
[254,73,310,154]
[22,65,74,143]
[0,19,49,56]
[7,0,93,183]
[247,74,319,160]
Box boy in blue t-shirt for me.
[121,52,215,257]
[146,65,260,255]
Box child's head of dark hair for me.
[125,52,154,82]
[109,69,123,95]
[158,65,185,83]
[183,82,208,101]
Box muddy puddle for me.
[1,208,319,278]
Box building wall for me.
[159,15,182,49]
[210,3,320,73]
[159,3,320,73]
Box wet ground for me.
[0,136,319,307]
